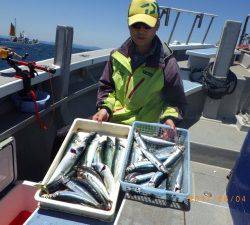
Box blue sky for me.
[0,0,249,48]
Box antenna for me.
[14,18,17,33]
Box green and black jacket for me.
[96,35,187,125]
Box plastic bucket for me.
[12,91,50,113]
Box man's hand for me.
[164,119,176,129]
[92,108,110,123]
[162,119,177,142]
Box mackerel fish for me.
[74,177,111,209]
[148,171,169,188]
[61,175,99,207]
[112,137,127,179]
[76,166,112,203]
[126,161,157,173]
[93,136,107,163]
[79,134,100,167]
[102,136,115,169]
[141,134,175,146]
[130,141,144,163]
[92,162,115,194]
[47,131,96,185]
[134,130,167,173]
[173,162,183,193]
[127,172,155,184]
[162,145,184,168]
[43,190,101,208]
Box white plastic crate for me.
[35,118,131,221]
[120,121,190,204]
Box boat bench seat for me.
[186,47,218,59]
[185,47,241,71]
[181,71,202,96]
[185,48,217,71]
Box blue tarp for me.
[227,130,250,225]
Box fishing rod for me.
[0,46,56,130]
[0,47,56,79]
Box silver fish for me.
[134,130,167,173]
[158,178,169,189]
[48,132,96,185]
[130,141,144,163]
[92,162,115,194]
[162,145,184,168]
[36,176,64,194]
[141,150,171,162]
[126,150,172,173]
[112,137,127,179]
[78,167,112,203]
[148,171,169,188]
[73,177,110,209]
[43,190,101,208]
[126,161,157,173]
[148,147,184,188]
[174,163,183,193]
[61,175,99,206]
[102,136,115,169]
[125,172,140,181]
[128,172,155,184]
[93,136,107,163]
[155,146,175,155]
[141,134,175,146]
[80,134,100,167]
[37,169,76,194]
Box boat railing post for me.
[160,6,217,46]
[202,17,215,44]
[54,25,73,99]
[167,11,180,45]
[238,15,250,46]
[186,14,203,45]
[203,20,242,120]
[164,8,171,26]
[53,25,73,124]
[212,21,241,78]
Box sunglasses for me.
[131,23,152,30]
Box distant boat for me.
[9,19,39,44]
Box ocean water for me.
[0,38,89,70]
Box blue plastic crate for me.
[120,121,190,204]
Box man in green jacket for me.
[92,0,187,129]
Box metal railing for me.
[239,15,250,45]
[159,6,217,45]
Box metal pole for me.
[54,26,73,99]
[167,12,180,45]
[239,15,250,45]
[53,26,73,124]
[186,16,198,44]
[202,17,214,44]
[159,6,217,17]
[164,8,171,26]
[159,8,165,20]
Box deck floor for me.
[115,161,233,225]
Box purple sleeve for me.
[96,55,115,112]
[163,56,187,118]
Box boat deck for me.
[25,162,233,225]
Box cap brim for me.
[128,14,157,27]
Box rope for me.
[189,62,238,99]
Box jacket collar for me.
[118,35,165,68]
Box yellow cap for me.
[128,0,159,27]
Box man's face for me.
[129,22,158,48]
